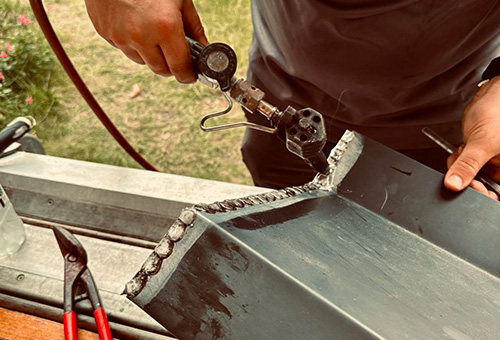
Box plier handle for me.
[53,226,113,340]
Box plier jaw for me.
[53,226,113,340]
[53,226,88,266]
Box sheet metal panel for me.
[335,134,500,277]
[129,132,500,339]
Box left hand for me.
[444,75,500,201]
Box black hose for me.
[28,0,158,171]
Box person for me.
[83,0,500,200]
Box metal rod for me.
[199,92,277,133]
[421,127,455,154]
[20,216,157,249]
[422,127,500,196]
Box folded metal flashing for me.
[126,131,500,340]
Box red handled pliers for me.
[53,226,113,340]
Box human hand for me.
[444,76,500,201]
[84,0,208,83]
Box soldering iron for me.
[187,37,330,175]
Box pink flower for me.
[0,51,8,58]
[0,72,4,80]
[18,15,32,25]
[5,44,12,51]
[26,97,33,105]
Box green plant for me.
[0,0,62,130]
[0,0,254,185]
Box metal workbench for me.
[0,152,268,339]
[2,132,500,340]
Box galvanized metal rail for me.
[0,152,268,339]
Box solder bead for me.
[232,199,245,208]
[194,203,208,211]
[252,195,266,204]
[276,190,288,199]
[220,200,237,211]
[155,237,174,259]
[124,272,148,298]
[167,220,186,242]
[178,208,197,226]
[208,203,222,212]
[240,197,255,206]
[142,253,162,276]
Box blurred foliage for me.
[37,0,254,184]
[0,0,64,133]
[0,0,253,184]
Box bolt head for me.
[298,118,311,130]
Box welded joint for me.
[124,131,362,298]
[124,182,321,299]
[123,207,197,298]
[313,130,361,191]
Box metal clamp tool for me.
[53,226,113,340]
[187,37,330,175]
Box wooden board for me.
[0,307,102,340]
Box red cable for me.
[29,0,158,171]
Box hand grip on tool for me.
[186,37,237,92]
[422,127,500,197]
[188,37,330,175]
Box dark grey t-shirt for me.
[248,0,500,149]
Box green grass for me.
[21,0,254,184]
[0,0,66,133]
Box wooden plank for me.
[0,307,104,340]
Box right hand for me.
[84,0,208,83]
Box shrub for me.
[0,0,62,129]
